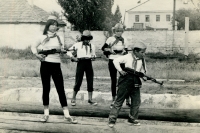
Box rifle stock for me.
[124,67,163,85]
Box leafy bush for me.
[0,46,36,60]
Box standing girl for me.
[101,23,130,108]
[31,16,77,124]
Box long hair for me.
[43,19,58,35]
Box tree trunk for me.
[1,102,200,123]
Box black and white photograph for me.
[1,0,200,132]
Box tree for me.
[102,3,123,38]
[176,8,200,30]
[113,5,122,23]
[50,11,60,19]
[57,0,113,33]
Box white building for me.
[0,0,66,49]
[125,0,195,30]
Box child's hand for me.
[110,48,116,55]
[119,70,127,76]
[91,55,96,61]
[121,49,127,55]
[104,48,116,54]
[35,54,46,62]
[137,72,144,77]
[71,56,78,62]
[60,49,67,55]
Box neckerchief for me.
[132,55,139,70]
[41,31,57,45]
[82,42,92,55]
[131,53,146,72]
[110,35,124,47]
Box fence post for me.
[184,17,189,56]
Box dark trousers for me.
[73,59,94,92]
[109,74,141,123]
[108,59,125,97]
[40,61,68,107]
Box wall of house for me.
[127,12,173,30]
[0,24,65,49]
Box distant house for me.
[0,0,66,49]
[125,0,194,30]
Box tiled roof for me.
[0,0,49,23]
[127,0,195,12]
[0,0,66,26]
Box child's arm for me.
[31,37,46,61]
[66,43,77,60]
[113,55,127,75]
[91,44,96,58]
[31,38,41,55]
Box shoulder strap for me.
[56,35,63,46]
[110,36,124,47]
[89,43,92,53]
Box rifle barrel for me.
[38,49,67,55]
[144,75,163,85]
[124,67,163,85]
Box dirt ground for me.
[1,77,200,133]
[1,77,200,95]
[1,112,200,133]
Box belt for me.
[113,50,123,54]
[78,57,92,60]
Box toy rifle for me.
[71,56,102,62]
[38,49,67,56]
[124,67,163,85]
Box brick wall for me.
[65,30,200,54]
[1,25,200,54]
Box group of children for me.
[31,16,147,128]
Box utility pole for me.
[173,0,176,30]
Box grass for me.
[0,46,34,60]
[1,47,200,81]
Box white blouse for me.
[113,53,146,73]
[105,36,127,60]
[31,34,66,63]
[68,42,96,58]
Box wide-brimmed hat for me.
[130,41,147,49]
[47,15,57,21]
[81,30,93,41]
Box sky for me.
[32,0,138,16]
[32,0,197,24]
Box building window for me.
[156,15,160,22]
[145,15,150,22]
[166,15,170,21]
[135,15,139,22]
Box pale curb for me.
[0,76,185,82]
